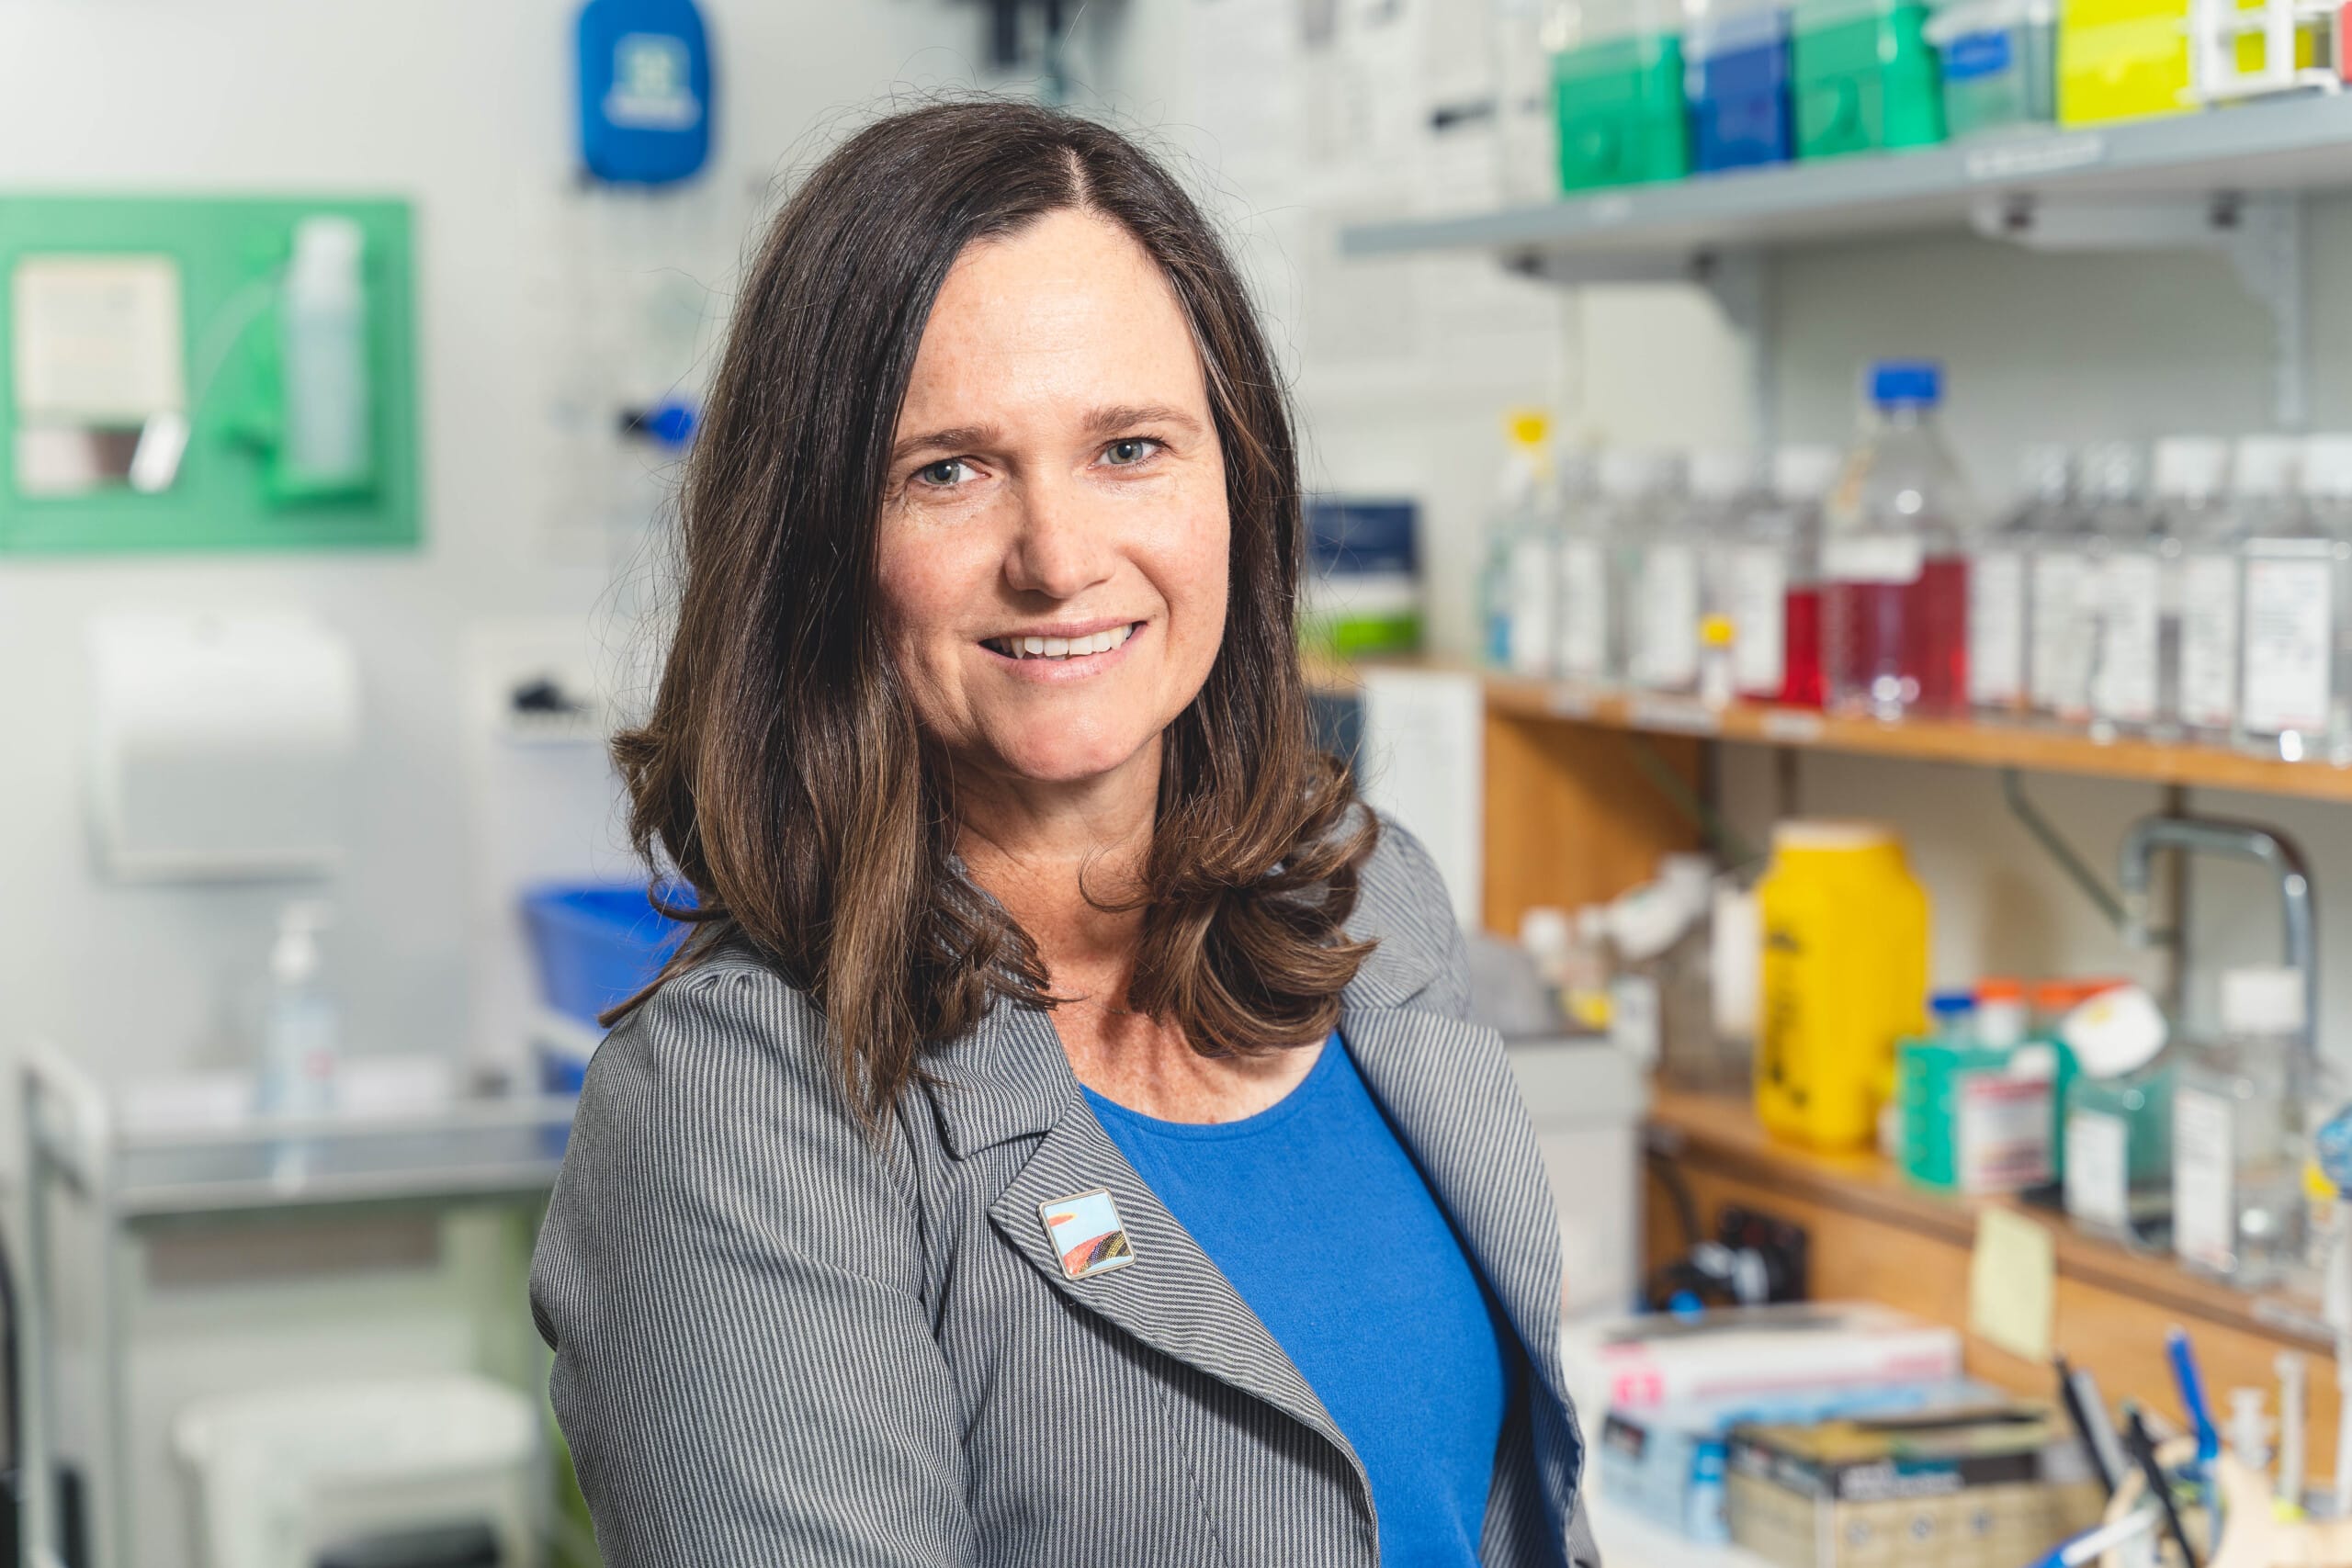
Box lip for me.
[979,618,1147,682]
[981,615,1138,643]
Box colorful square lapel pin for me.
[1039,1188,1136,1281]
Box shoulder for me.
[553,946,923,1268]
[1340,809,1473,1017]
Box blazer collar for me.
[926,987,1573,1445]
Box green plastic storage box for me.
[1792,0,1948,156]
[1554,30,1693,190]
[1928,0,2058,136]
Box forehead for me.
[899,209,1209,423]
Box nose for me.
[1004,474,1116,601]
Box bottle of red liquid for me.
[1821,362,1981,720]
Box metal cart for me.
[16,1043,576,1568]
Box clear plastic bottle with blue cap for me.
[1821,361,1980,719]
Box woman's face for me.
[876,209,1230,796]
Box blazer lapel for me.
[1339,1000,1574,1416]
[930,999,1362,1470]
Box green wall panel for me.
[0,194,421,555]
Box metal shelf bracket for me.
[1969,189,2309,428]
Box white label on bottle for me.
[2175,1088,2236,1273]
[1507,537,1554,676]
[2030,551,2096,716]
[1634,543,1700,687]
[1557,539,1610,681]
[1610,974,1661,1066]
[2094,554,2162,724]
[2242,547,2334,736]
[1968,549,2025,706]
[1957,1074,2052,1193]
[1729,545,1788,696]
[2064,1110,2131,1231]
[2179,555,2241,729]
[1822,536,1925,585]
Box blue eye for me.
[915,457,971,487]
[1103,438,1159,467]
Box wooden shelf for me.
[1648,1087,2327,1342]
[1318,658,2352,804]
[1645,1087,2345,1474]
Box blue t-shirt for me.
[1084,1035,1511,1564]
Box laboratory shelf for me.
[1645,1087,2347,1471]
[1317,657,2352,803]
[1340,93,2352,266]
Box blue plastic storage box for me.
[522,883,693,1030]
[1687,5,1796,171]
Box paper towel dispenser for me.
[87,611,361,880]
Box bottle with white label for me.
[2233,436,2348,763]
[1628,451,1742,694]
[2149,436,2235,744]
[1483,410,1564,676]
[2026,445,2109,732]
[1717,446,1838,708]
[2174,965,2306,1286]
[2064,1056,2175,1248]
[1561,449,1679,688]
[2297,434,2352,764]
[1971,445,2069,722]
[2081,443,2160,740]
[1821,362,1981,719]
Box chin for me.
[988,722,1160,786]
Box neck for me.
[952,739,1160,997]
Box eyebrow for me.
[888,404,1205,465]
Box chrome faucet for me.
[2116,814,2317,1053]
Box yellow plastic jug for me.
[1756,820,1929,1150]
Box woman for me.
[530,99,1597,1568]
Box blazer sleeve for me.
[530,963,973,1567]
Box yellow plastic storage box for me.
[2057,0,2198,123]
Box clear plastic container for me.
[2234,434,2352,763]
[1484,411,1564,675]
[1493,0,1574,203]
[1969,444,2069,721]
[1559,449,1680,685]
[2025,444,2117,731]
[2122,434,2232,741]
[1632,450,1752,694]
[1821,362,1980,719]
[1715,445,1838,707]
[2080,443,2159,739]
[2175,965,2307,1286]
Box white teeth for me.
[990,624,1137,660]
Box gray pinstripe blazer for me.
[531,821,1599,1567]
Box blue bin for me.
[1687,5,1795,171]
[522,883,694,1030]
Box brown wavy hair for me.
[609,99,1376,1122]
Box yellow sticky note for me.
[1970,1207,2056,1362]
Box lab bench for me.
[17,1043,576,1568]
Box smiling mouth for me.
[982,622,1139,660]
